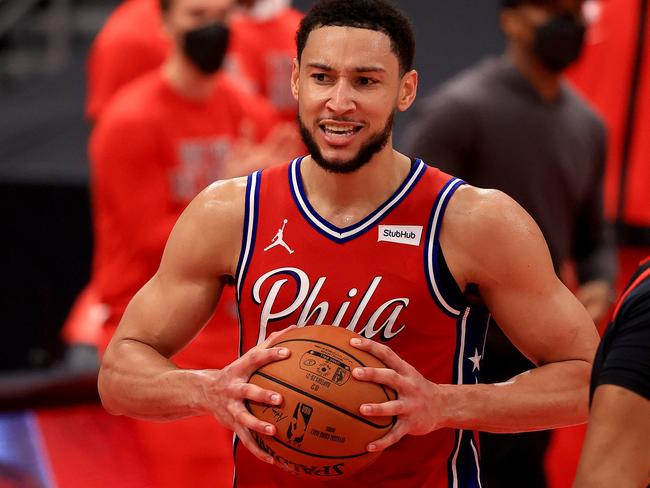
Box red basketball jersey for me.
[234,157,488,487]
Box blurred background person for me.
[86,0,302,122]
[401,0,617,486]
[89,0,298,359]
[573,256,650,488]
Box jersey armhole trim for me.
[235,170,261,301]
[425,177,465,317]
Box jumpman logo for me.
[264,219,295,254]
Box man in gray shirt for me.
[402,0,617,486]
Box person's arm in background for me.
[573,276,650,488]
[573,121,618,324]
[399,90,475,176]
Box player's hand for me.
[205,326,295,464]
[349,337,445,452]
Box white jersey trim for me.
[290,157,426,241]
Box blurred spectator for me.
[401,0,616,486]
[86,0,302,121]
[567,0,650,283]
[90,0,300,363]
[228,0,303,121]
[573,256,650,488]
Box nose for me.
[325,79,355,115]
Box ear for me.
[396,70,418,112]
[290,58,300,101]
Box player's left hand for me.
[349,337,446,452]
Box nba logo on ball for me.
[287,403,313,445]
[247,326,397,479]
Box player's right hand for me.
[202,326,295,464]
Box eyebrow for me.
[306,62,386,73]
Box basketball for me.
[246,326,397,479]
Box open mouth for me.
[319,122,363,138]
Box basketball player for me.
[573,257,650,488]
[98,1,600,486]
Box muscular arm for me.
[98,177,291,465]
[98,178,246,420]
[439,187,600,432]
[351,186,600,450]
[573,385,650,488]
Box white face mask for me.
[247,0,291,21]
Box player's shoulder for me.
[445,184,545,255]
[194,176,249,217]
[442,184,552,286]
[446,184,527,226]
[180,177,249,245]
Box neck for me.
[300,140,412,224]
[506,46,561,102]
[162,50,217,101]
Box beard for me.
[298,112,394,174]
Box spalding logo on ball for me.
[246,326,397,479]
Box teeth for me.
[322,124,358,136]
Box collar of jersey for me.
[288,156,427,244]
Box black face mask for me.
[182,23,230,74]
[533,13,586,72]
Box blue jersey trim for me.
[289,157,427,244]
[235,171,261,301]
[424,177,465,317]
[447,430,483,488]
[235,171,261,359]
[447,307,489,488]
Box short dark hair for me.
[295,0,415,75]
[159,0,171,13]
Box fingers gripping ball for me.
[246,326,397,479]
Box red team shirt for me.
[90,69,278,364]
[233,158,488,487]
